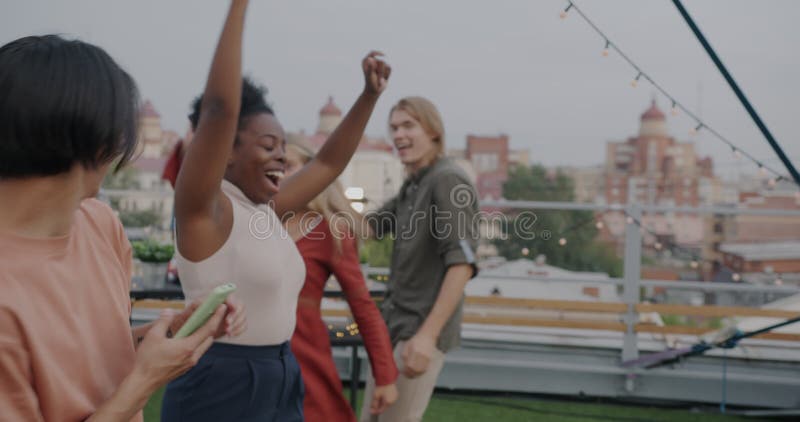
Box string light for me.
[631,72,642,88]
[626,216,634,225]
[768,177,777,188]
[624,211,736,279]
[732,273,741,282]
[560,2,573,19]
[759,164,768,177]
[521,247,530,256]
[559,237,568,246]
[670,99,679,116]
[595,220,604,230]
[602,40,610,57]
[689,123,703,136]
[559,0,796,188]
[731,146,742,160]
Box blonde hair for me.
[286,140,369,254]
[390,96,445,158]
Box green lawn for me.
[144,388,761,421]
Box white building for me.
[470,257,618,302]
[104,100,178,232]
[294,97,404,211]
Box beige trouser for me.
[359,340,446,422]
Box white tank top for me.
[176,180,306,345]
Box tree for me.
[494,164,622,277]
[118,209,161,228]
[102,166,140,190]
[359,236,394,268]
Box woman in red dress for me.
[285,140,399,421]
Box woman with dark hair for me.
[285,140,398,421]
[0,34,245,421]
[162,1,391,420]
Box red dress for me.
[291,219,398,422]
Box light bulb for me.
[732,273,741,282]
[654,242,662,250]
[759,165,767,177]
[631,72,642,88]
[595,221,604,230]
[521,247,530,256]
[732,147,742,160]
[560,3,573,19]
[690,260,699,269]
[559,238,567,246]
[626,216,634,225]
[671,100,679,116]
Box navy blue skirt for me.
[161,342,304,422]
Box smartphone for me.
[174,283,237,338]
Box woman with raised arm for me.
[161,1,391,420]
[0,34,244,422]
[285,140,398,421]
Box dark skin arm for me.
[271,52,391,218]
[174,0,247,261]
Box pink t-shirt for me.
[0,199,141,422]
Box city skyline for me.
[3,0,799,178]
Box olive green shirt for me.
[369,157,479,352]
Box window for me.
[472,153,498,172]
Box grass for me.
[144,387,761,421]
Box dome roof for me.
[641,100,665,121]
[140,100,160,118]
[319,96,342,116]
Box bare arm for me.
[174,0,248,223]
[86,306,228,421]
[83,370,154,422]
[400,264,472,378]
[272,52,391,217]
[131,323,153,349]
[130,296,247,350]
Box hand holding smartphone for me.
[174,283,237,338]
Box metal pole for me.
[622,180,642,392]
[721,349,728,413]
[349,345,361,411]
[622,204,642,363]
[672,0,800,185]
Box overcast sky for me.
[3,0,798,179]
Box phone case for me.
[174,283,237,338]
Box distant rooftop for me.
[720,240,800,261]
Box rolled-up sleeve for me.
[430,173,479,278]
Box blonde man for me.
[362,97,479,422]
